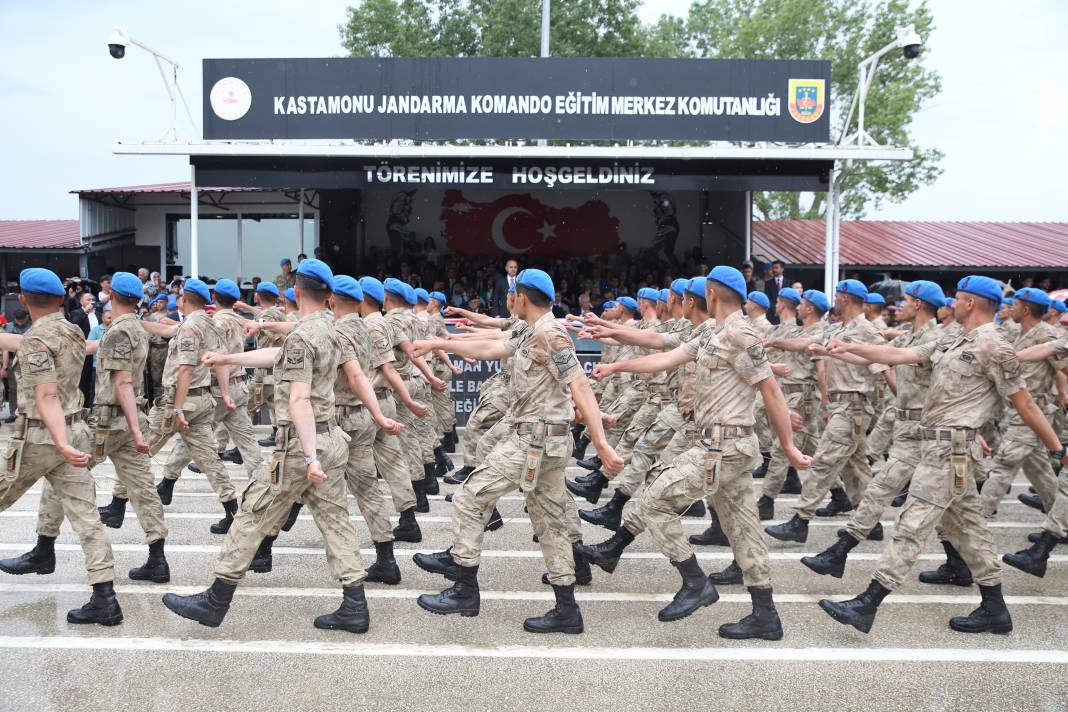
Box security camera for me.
[107,26,129,59]
[899,25,922,60]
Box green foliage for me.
[338,0,943,218]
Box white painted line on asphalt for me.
[5,543,1068,563]
[1,582,1066,607]
[0,635,1066,664]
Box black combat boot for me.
[156,477,177,506]
[891,490,908,507]
[524,584,584,634]
[579,490,629,531]
[258,427,277,447]
[948,583,1013,634]
[424,462,440,496]
[210,498,238,534]
[576,455,602,471]
[818,579,891,634]
[918,540,973,586]
[413,477,430,513]
[129,539,170,583]
[765,513,809,543]
[542,543,593,586]
[801,531,859,578]
[219,447,243,465]
[251,535,277,573]
[0,535,56,576]
[815,487,853,517]
[566,470,610,504]
[365,541,401,584]
[67,581,123,626]
[281,502,303,532]
[781,467,803,495]
[1003,531,1059,578]
[417,564,480,616]
[187,462,203,473]
[98,496,127,529]
[572,430,591,461]
[314,585,370,633]
[689,508,729,546]
[751,452,771,479]
[572,471,603,485]
[576,527,635,574]
[393,508,422,543]
[162,578,237,627]
[680,499,706,517]
[719,586,783,640]
[659,555,719,622]
[1028,531,1066,544]
[756,494,774,521]
[413,549,461,581]
[1017,493,1046,512]
[443,465,473,485]
[709,560,743,585]
[433,446,453,479]
[442,425,457,453]
[485,507,504,532]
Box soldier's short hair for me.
[112,293,140,308]
[22,292,61,308]
[516,283,550,307]
[214,293,237,309]
[1021,299,1047,319]
[711,281,742,306]
[184,291,208,308]
[686,293,708,313]
[295,274,329,303]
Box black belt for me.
[699,424,754,440]
[337,403,365,412]
[515,422,569,437]
[27,412,84,429]
[186,386,210,397]
[922,428,976,442]
[781,383,813,395]
[828,391,866,403]
[279,419,337,434]
[896,408,924,421]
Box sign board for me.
[202,57,831,143]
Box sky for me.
[1,0,1066,222]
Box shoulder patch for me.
[25,349,53,374]
[552,347,579,374]
[286,346,306,367]
[747,343,768,364]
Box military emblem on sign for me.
[788,79,825,124]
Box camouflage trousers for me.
[451,426,581,585]
[762,388,819,499]
[979,425,1059,518]
[372,395,416,513]
[793,399,874,520]
[475,414,511,463]
[163,381,263,479]
[612,402,686,497]
[0,420,114,584]
[874,433,1001,590]
[614,394,665,463]
[866,401,896,459]
[844,436,921,542]
[147,391,235,503]
[432,360,456,437]
[394,376,429,480]
[463,376,508,466]
[1041,459,1068,539]
[622,434,769,586]
[603,384,646,449]
[339,404,393,544]
[214,425,364,586]
[43,412,167,545]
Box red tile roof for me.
[72,182,267,195]
[0,220,81,250]
[752,220,1068,270]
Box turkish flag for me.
[440,191,620,256]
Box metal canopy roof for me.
[0,220,81,250]
[73,182,268,195]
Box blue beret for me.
[257,282,280,297]
[183,278,212,304]
[956,275,1002,305]
[659,288,670,302]
[686,277,707,299]
[802,289,830,313]
[149,294,168,306]
[414,288,430,304]
[945,297,956,308]
[637,287,659,302]
[359,277,385,305]
[747,291,770,310]
[429,290,447,304]
[296,258,334,292]
[284,288,297,304]
[166,294,178,309]
[865,292,886,305]
[111,271,144,300]
[836,279,867,300]
[708,266,746,302]
[280,258,291,266]
[516,268,555,302]
[1052,299,1067,314]
[402,282,417,306]
[1014,287,1051,309]
[617,296,638,312]
[670,278,688,297]
[19,268,64,296]
[333,275,364,302]
[777,287,801,304]
[213,278,240,301]
[1001,296,1016,307]
[383,277,408,302]
[904,280,945,308]
[603,300,618,309]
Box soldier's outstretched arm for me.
[828,340,919,366]
[204,348,278,369]
[765,336,817,353]
[443,306,506,329]
[1008,389,1066,456]
[595,345,691,379]
[590,326,671,350]
[1015,342,1058,363]
[417,337,509,362]
[0,333,22,352]
[140,320,179,339]
[757,376,812,471]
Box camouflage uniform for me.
[38,313,168,545]
[620,310,770,584]
[1037,334,1068,539]
[451,312,585,584]
[144,312,170,402]
[273,272,296,292]
[428,309,457,438]
[249,305,286,423]
[601,316,659,449]
[873,322,1023,590]
[612,317,672,463]
[0,312,114,584]
[411,310,437,463]
[462,316,520,466]
[749,314,775,454]
[384,307,430,478]
[214,310,364,585]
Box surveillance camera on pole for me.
[900,25,922,60]
[105,24,198,142]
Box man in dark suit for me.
[66,291,98,407]
[764,260,787,324]
[491,259,519,317]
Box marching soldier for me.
[144,294,171,402]
[747,289,779,480]
[163,259,374,634]
[273,257,296,291]
[996,296,1020,342]
[818,275,1068,635]
[244,281,287,447]
[0,268,121,625]
[423,290,462,456]
[413,288,456,487]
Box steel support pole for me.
[190,164,199,277]
[823,168,836,296]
